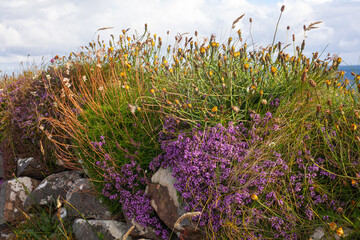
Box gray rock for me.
[16,157,47,179]
[146,167,203,240]
[16,157,67,179]
[72,218,132,240]
[309,227,324,240]
[0,177,40,224]
[0,223,13,240]
[124,215,164,240]
[65,178,117,220]
[24,170,83,210]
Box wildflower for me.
[329,222,337,231]
[268,142,276,148]
[96,63,102,68]
[251,194,258,201]
[351,124,357,131]
[244,63,249,70]
[98,86,104,91]
[261,99,267,105]
[150,88,155,95]
[337,57,342,64]
[175,99,180,105]
[336,227,344,237]
[120,72,126,77]
[352,179,358,186]
[187,103,192,108]
[233,52,240,57]
[39,125,45,131]
[211,106,218,113]
[169,68,173,74]
[260,90,263,95]
[82,75,87,82]
[271,66,277,75]
[209,70,213,76]
[200,47,206,54]
[46,75,51,80]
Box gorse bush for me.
[1,5,360,239]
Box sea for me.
[338,65,360,81]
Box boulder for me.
[124,215,165,240]
[17,157,66,179]
[65,178,116,220]
[0,177,40,224]
[146,167,203,240]
[24,170,83,209]
[0,224,13,240]
[72,218,132,240]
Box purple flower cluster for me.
[91,138,169,239]
[150,112,351,239]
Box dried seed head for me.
[316,105,321,113]
[261,99,267,105]
[301,70,307,82]
[327,99,332,106]
[309,79,317,88]
[232,106,240,113]
[281,5,285,12]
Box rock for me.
[309,227,324,240]
[309,225,354,240]
[65,178,117,220]
[124,215,165,240]
[0,177,40,224]
[24,170,83,210]
[16,157,46,179]
[72,218,132,240]
[0,224,13,240]
[146,167,203,240]
[16,157,66,179]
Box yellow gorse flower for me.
[211,106,218,113]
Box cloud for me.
[0,0,360,74]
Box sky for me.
[0,0,359,75]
